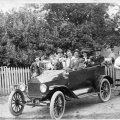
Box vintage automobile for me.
[8,65,113,119]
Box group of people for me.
[30,47,105,77]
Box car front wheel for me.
[8,89,25,116]
[98,78,111,102]
[50,91,66,120]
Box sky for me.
[0,0,119,15]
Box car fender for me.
[48,85,78,99]
[94,75,113,92]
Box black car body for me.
[8,65,113,119]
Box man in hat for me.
[71,49,85,70]
[30,55,44,78]
[90,47,104,66]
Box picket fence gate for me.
[0,66,30,95]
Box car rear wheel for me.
[8,90,25,116]
[50,91,65,120]
[98,78,111,102]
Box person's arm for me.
[70,59,75,70]
[39,62,45,71]
[99,56,105,65]
[89,56,95,65]
[41,62,45,70]
[30,63,38,78]
[78,59,86,69]
[30,63,34,75]
[100,56,104,64]
[72,59,85,70]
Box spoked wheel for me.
[8,90,25,116]
[50,91,65,120]
[98,78,111,102]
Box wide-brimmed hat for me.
[35,55,40,60]
[74,49,79,52]
[74,49,80,54]
[81,49,90,53]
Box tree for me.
[0,3,119,66]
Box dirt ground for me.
[0,89,120,119]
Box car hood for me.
[36,70,64,83]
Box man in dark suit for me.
[90,47,104,66]
[30,55,44,78]
[71,49,85,70]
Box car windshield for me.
[43,60,64,70]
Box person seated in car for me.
[90,47,104,66]
[81,49,91,67]
[54,48,64,70]
[48,54,56,70]
[65,50,75,71]
[30,55,44,78]
[71,49,85,70]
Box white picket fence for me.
[0,66,30,95]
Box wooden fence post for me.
[6,67,9,94]
[8,67,12,94]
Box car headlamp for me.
[40,84,47,93]
[19,83,25,91]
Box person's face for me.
[74,52,79,58]
[35,57,40,62]
[83,52,87,57]
[58,52,63,58]
[67,51,72,58]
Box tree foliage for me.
[0,3,119,66]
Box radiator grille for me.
[28,83,42,98]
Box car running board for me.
[73,87,94,96]
[77,92,98,99]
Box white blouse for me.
[114,56,120,69]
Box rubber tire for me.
[8,89,25,116]
[98,78,111,102]
[50,91,66,120]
